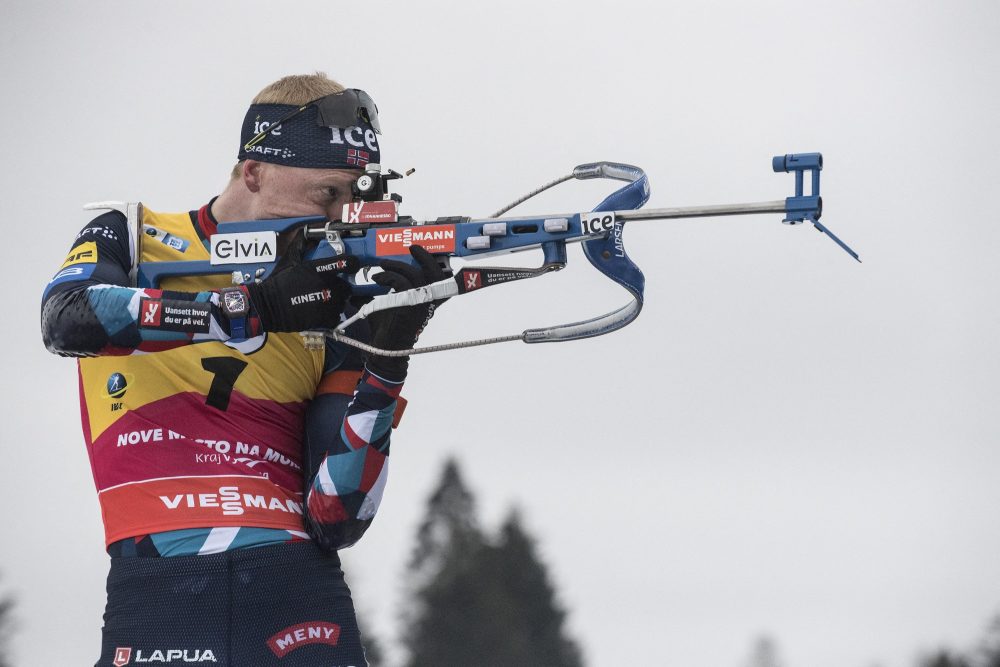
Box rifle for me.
[137,152,858,355]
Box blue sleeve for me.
[302,318,405,551]
[41,211,239,356]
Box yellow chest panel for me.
[79,206,325,442]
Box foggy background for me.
[2,1,998,665]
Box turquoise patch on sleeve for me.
[88,287,146,337]
[322,446,367,493]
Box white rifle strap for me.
[327,277,526,356]
[336,278,460,332]
[326,273,636,356]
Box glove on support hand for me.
[367,245,450,381]
[244,233,358,333]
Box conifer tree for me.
[744,636,784,667]
[470,511,583,667]
[402,459,583,667]
[978,612,1000,667]
[407,457,482,585]
[919,650,971,667]
[402,457,486,665]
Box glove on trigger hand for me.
[244,233,358,333]
[366,245,450,382]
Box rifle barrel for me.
[617,200,787,221]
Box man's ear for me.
[243,160,263,193]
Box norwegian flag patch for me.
[346,149,370,166]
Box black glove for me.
[244,234,358,333]
[366,245,450,381]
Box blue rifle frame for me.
[137,152,855,344]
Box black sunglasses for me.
[243,88,380,151]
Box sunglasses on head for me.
[243,88,380,151]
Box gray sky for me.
[2,1,998,665]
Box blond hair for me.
[230,72,346,180]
